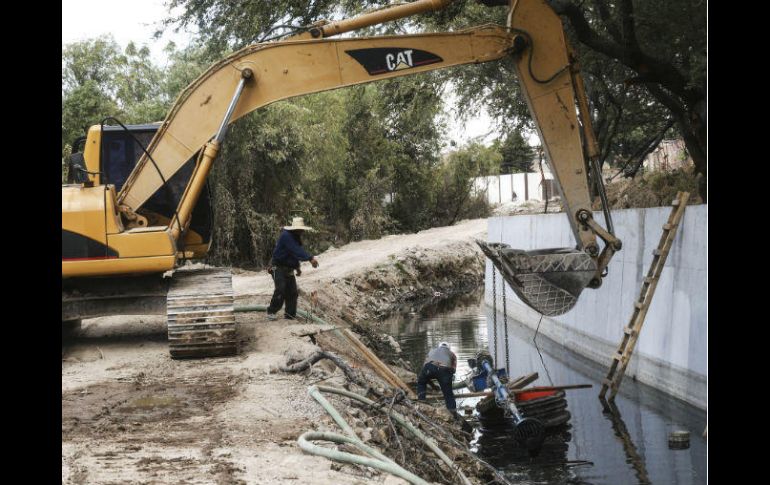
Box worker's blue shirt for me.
[271,229,313,269]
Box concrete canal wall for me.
[484,204,707,409]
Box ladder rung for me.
[663,223,674,230]
[624,327,635,336]
[644,277,653,284]
[652,249,662,256]
[672,198,681,206]
[634,301,644,309]
[602,378,613,387]
[613,352,624,361]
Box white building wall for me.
[474,172,555,204]
[485,204,707,409]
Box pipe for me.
[315,385,472,485]
[305,385,429,485]
[309,0,452,39]
[308,385,357,439]
[298,431,429,485]
[482,360,523,420]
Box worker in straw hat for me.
[267,217,319,320]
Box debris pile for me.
[280,337,513,485]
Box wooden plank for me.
[341,328,415,397]
[437,383,591,400]
[508,372,539,389]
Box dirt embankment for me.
[233,218,487,325]
[62,218,492,485]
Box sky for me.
[62,0,505,147]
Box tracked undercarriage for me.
[62,267,238,359]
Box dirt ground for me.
[62,219,491,484]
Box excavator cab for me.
[65,124,214,259]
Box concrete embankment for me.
[485,204,707,409]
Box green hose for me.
[304,385,428,484]
[234,304,330,326]
[308,385,357,439]
[314,385,472,485]
[240,306,469,483]
[297,431,429,485]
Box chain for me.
[502,279,510,378]
[492,266,498,367]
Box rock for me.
[374,428,389,444]
[355,426,373,443]
[383,334,402,354]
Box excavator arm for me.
[117,24,516,213]
[71,0,621,316]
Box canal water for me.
[385,291,707,485]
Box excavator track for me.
[166,267,238,359]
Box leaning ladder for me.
[599,191,690,401]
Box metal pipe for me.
[309,0,452,38]
[591,157,614,235]
[169,69,254,242]
[215,69,253,143]
[481,360,523,420]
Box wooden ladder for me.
[599,191,690,401]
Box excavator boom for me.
[117,25,516,211]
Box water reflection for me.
[386,291,707,485]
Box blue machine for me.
[466,349,545,449]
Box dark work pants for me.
[416,363,456,411]
[267,267,298,318]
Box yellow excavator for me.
[62,0,621,358]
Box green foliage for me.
[497,130,534,173]
[603,167,702,209]
[61,3,511,267]
[61,36,170,151]
[349,168,393,240]
[431,141,495,225]
[164,0,340,49]
[61,80,118,151]
[420,0,706,192]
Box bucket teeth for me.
[476,240,596,316]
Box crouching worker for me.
[417,342,459,417]
[267,217,319,320]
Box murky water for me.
[385,291,707,485]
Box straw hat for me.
[284,217,315,232]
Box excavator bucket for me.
[477,240,596,316]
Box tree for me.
[61,36,169,153]
[433,141,498,224]
[548,0,706,198]
[498,130,534,173]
